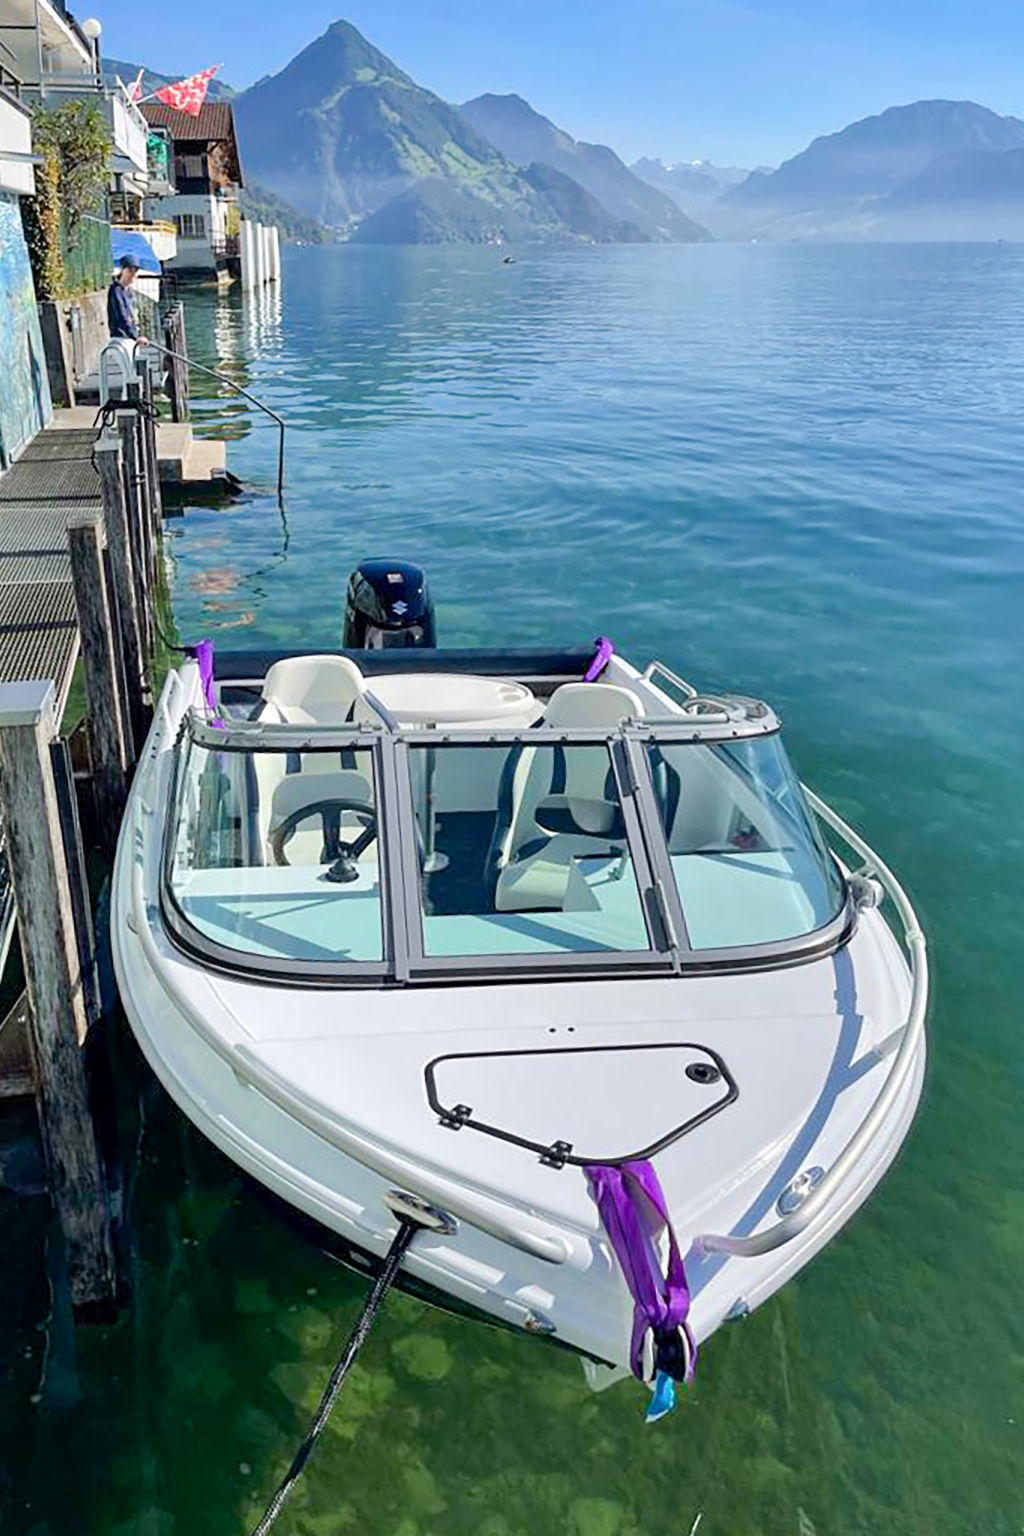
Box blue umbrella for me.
[110,228,162,274]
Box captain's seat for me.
[254,656,379,858]
[489,682,642,912]
[259,655,374,727]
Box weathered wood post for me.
[136,353,163,547]
[0,679,116,1314]
[95,435,149,758]
[163,303,189,423]
[119,385,153,640]
[67,515,129,850]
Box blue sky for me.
[95,0,1024,167]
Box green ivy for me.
[21,100,111,300]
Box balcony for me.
[173,175,213,196]
[104,84,148,177]
[0,0,93,89]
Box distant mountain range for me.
[112,28,1024,246]
[460,94,710,242]
[630,157,759,229]
[230,21,711,245]
[710,100,1024,241]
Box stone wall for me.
[0,191,51,468]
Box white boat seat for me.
[254,657,380,850]
[259,654,373,727]
[490,682,642,910]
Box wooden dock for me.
[0,419,97,714]
[0,356,173,1314]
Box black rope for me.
[91,394,159,435]
[246,1219,419,1536]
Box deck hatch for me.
[425,1042,737,1168]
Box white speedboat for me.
[112,561,927,1402]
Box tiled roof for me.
[142,102,236,143]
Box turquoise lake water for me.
[5,242,1024,1535]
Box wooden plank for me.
[0,680,115,1310]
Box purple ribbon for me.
[193,638,224,727]
[585,1160,696,1387]
[583,636,615,683]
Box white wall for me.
[147,193,220,270]
[0,92,35,197]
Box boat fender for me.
[586,1159,696,1424]
[583,636,615,682]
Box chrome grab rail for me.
[695,787,928,1259]
[147,340,287,500]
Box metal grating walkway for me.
[0,413,103,713]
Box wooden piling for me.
[163,303,189,424]
[0,679,116,1313]
[67,516,129,850]
[136,355,164,547]
[94,436,149,759]
[117,394,153,666]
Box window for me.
[644,735,844,950]
[407,742,652,959]
[174,154,207,180]
[174,213,206,240]
[167,739,385,965]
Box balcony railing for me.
[173,176,212,196]
[0,33,22,99]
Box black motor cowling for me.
[342,559,436,650]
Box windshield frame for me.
[620,726,852,968]
[160,719,401,985]
[389,729,676,981]
[159,712,853,987]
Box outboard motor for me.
[342,559,436,649]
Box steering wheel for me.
[270,797,378,884]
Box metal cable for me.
[246,1219,419,1536]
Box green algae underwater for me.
[4,242,1024,1535]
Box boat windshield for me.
[644,734,845,949]
[163,718,847,979]
[167,737,387,969]
[407,742,652,959]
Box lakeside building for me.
[142,100,280,289]
[0,1,179,404]
[0,0,149,195]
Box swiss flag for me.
[153,65,221,116]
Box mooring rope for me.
[246,1218,419,1536]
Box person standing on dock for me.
[107,254,147,345]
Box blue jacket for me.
[107,279,138,340]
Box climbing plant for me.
[21,143,64,301]
[21,100,111,300]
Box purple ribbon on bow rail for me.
[585,1160,696,1417]
[583,636,615,683]
[193,638,224,727]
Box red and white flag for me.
[152,64,221,116]
[127,68,144,103]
